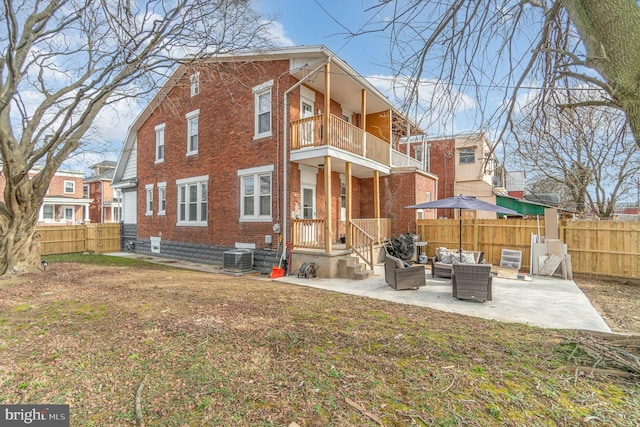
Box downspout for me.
[282,58,330,246]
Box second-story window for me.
[186,110,199,155]
[253,80,273,139]
[190,72,200,97]
[459,147,476,164]
[64,180,75,194]
[155,124,165,163]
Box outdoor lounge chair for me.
[431,248,484,278]
[384,255,426,290]
[451,263,493,302]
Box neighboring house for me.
[422,133,499,219]
[111,45,438,276]
[84,160,121,223]
[0,166,93,225]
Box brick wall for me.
[428,138,456,218]
[87,181,103,223]
[360,171,437,236]
[136,60,290,248]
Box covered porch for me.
[285,56,426,276]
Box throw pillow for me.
[461,252,476,264]
[441,251,454,264]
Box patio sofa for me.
[384,255,426,290]
[431,247,485,278]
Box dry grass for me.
[1,255,639,426]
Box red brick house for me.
[112,46,437,276]
[0,166,92,225]
[84,160,121,223]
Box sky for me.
[72,1,488,172]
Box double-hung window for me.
[190,72,200,97]
[155,124,165,163]
[157,182,167,216]
[64,180,75,194]
[43,205,54,220]
[459,147,475,164]
[186,110,199,155]
[253,80,273,139]
[145,184,154,215]
[238,165,273,222]
[176,175,208,226]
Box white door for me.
[301,185,316,244]
[301,100,314,147]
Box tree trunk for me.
[0,157,46,276]
[561,0,640,146]
[0,218,43,275]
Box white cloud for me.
[262,21,294,47]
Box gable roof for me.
[112,45,423,186]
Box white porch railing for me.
[391,150,424,169]
[291,218,391,254]
[292,219,325,249]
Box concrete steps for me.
[337,256,374,280]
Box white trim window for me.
[459,147,476,164]
[155,124,165,163]
[238,165,273,222]
[190,72,200,97]
[64,207,74,221]
[145,184,154,216]
[43,205,54,220]
[64,180,75,194]
[253,80,273,139]
[157,182,167,216]
[186,110,199,155]
[176,175,208,226]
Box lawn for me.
[1,254,638,426]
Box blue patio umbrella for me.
[405,195,521,257]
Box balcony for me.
[291,114,425,176]
[291,114,390,170]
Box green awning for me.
[496,195,548,216]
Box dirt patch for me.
[573,275,640,335]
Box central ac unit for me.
[223,250,253,273]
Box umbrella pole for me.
[459,208,462,261]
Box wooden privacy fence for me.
[38,223,121,255]
[417,219,640,280]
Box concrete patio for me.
[273,264,611,332]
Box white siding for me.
[123,189,137,224]
[122,139,137,180]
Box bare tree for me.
[357,1,640,155]
[511,87,640,218]
[0,0,271,275]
